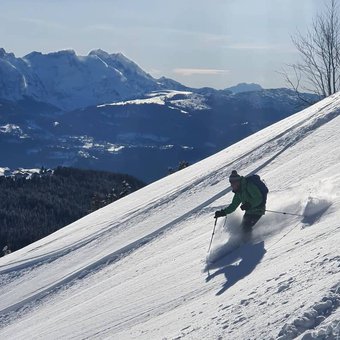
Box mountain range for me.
[0,48,318,182]
[0,48,185,110]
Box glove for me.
[214,210,227,218]
[240,202,251,211]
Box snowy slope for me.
[98,90,209,112]
[0,93,340,339]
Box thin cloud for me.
[227,42,294,52]
[18,17,65,30]
[85,24,116,32]
[173,68,230,76]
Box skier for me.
[214,170,268,233]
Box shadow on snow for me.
[206,241,266,296]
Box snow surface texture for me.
[0,93,340,339]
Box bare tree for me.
[283,0,340,100]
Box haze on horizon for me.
[0,0,325,89]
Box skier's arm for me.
[247,182,263,207]
[224,194,241,214]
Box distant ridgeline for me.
[0,166,144,255]
[0,48,319,183]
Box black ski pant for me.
[241,214,262,233]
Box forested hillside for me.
[0,167,144,254]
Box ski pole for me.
[207,218,218,254]
[265,209,304,217]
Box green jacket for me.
[224,177,265,216]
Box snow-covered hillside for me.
[98,90,210,112]
[0,92,339,339]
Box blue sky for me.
[0,0,325,89]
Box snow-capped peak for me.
[88,48,111,58]
[226,82,263,94]
[0,48,15,59]
[89,49,153,79]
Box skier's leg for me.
[241,214,262,240]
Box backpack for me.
[246,174,269,206]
